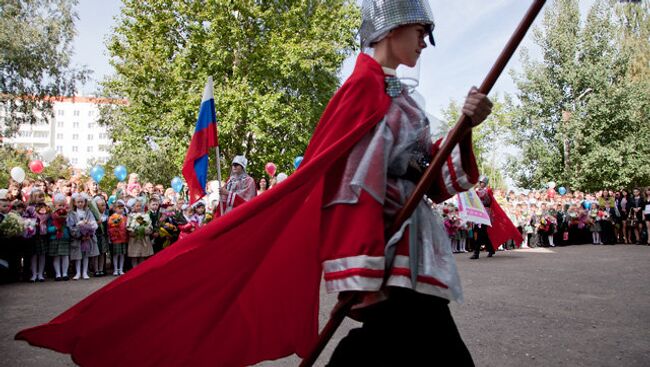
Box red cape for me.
[15,54,391,367]
[486,189,523,249]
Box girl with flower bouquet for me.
[589,204,607,245]
[191,200,213,228]
[126,198,153,267]
[156,202,179,249]
[92,196,110,276]
[108,201,128,275]
[177,204,198,241]
[68,193,99,280]
[47,194,72,280]
[24,189,49,282]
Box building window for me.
[72,146,78,152]
[71,158,78,164]
[56,133,63,139]
[73,122,79,128]
[57,110,64,116]
[73,110,80,117]
[33,131,48,138]
[72,134,79,140]
[57,121,64,128]
[88,110,94,117]
[56,146,62,152]
[87,134,94,140]
[88,122,95,129]
[87,146,93,153]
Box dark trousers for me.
[327,289,474,367]
[473,225,494,256]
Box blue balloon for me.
[294,156,303,169]
[171,177,183,193]
[558,186,567,195]
[90,165,105,183]
[114,165,127,181]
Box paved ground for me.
[2,245,649,366]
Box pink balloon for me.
[29,160,44,174]
[265,162,277,177]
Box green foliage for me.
[508,0,650,191]
[441,94,516,190]
[0,0,88,137]
[99,0,359,184]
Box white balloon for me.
[276,172,288,183]
[10,167,26,183]
[547,181,556,189]
[41,148,57,163]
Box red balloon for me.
[29,160,44,174]
[264,162,277,177]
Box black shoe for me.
[55,277,62,281]
[470,254,479,260]
[62,276,70,281]
[487,253,494,258]
[37,278,45,283]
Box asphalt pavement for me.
[2,244,649,366]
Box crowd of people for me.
[440,186,650,256]
[0,155,275,283]
[2,162,648,285]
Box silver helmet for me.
[478,175,489,185]
[360,0,436,49]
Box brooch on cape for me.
[384,76,403,98]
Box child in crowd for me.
[147,196,163,253]
[48,193,71,280]
[126,198,153,267]
[93,196,110,276]
[24,189,49,282]
[158,202,179,249]
[191,200,212,228]
[108,201,128,275]
[68,193,99,280]
[177,204,197,241]
[589,204,603,245]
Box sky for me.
[72,0,595,117]
[72,0,540,115]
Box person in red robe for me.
[471,175,523,260]
[213,155,257,217]
[17,1,494,366]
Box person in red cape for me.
[471,175,524,259]
[17,1,492,366]
[214,155,256,217]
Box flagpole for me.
[215,146,224,216]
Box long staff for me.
[299,1,547,366]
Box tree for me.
[508,0,650,191]
[0,0,88,137]
[99,0,359,184]
[441,94,517,190]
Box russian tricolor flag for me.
[182,77,218,205]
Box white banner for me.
[457,190,492,226]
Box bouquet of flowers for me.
[51,208,68,239]
[35,203,51,236]
[0,212,25,238]
[202,213,213,226]
[159,221,179,248]
[77,219,96,253]
[23,218,37,238]
[128,214,149,240]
